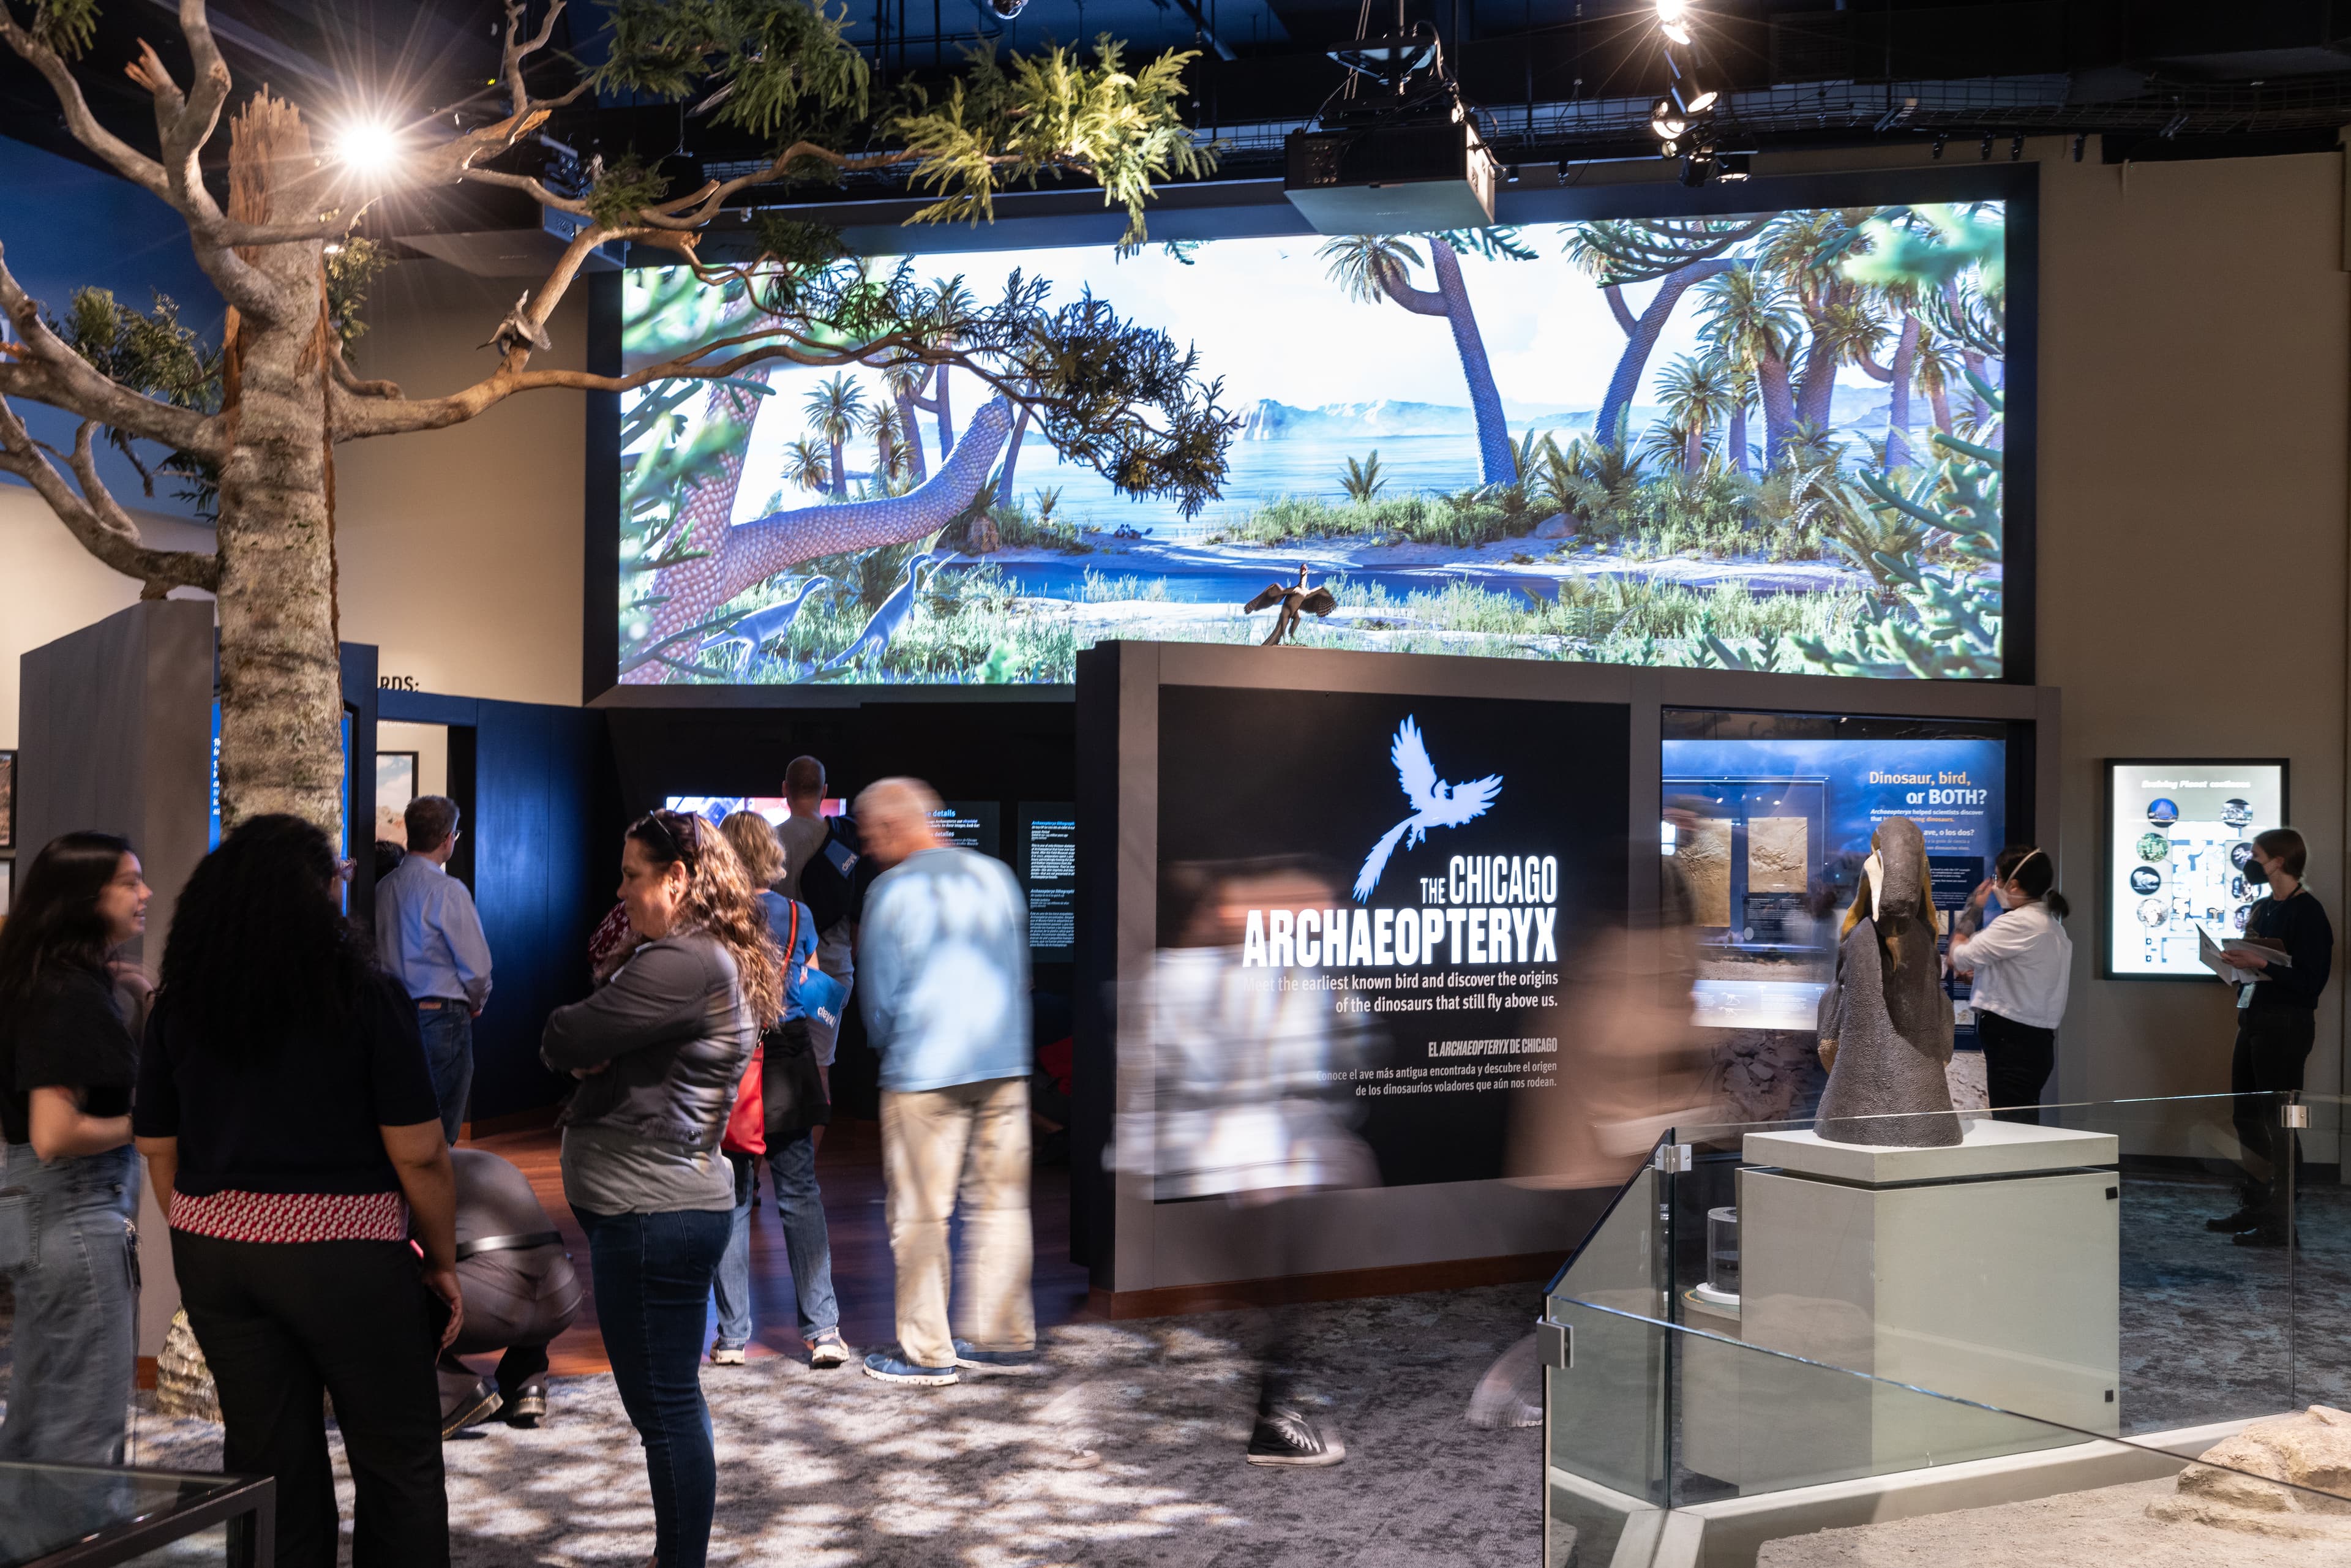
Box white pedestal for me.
[1687,1119,2120,1493]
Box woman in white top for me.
[1949,846,2073,1122]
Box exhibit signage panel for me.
[1153,685,1629,1192]
[1019,802,1077,957]
[2104,759,2288,980]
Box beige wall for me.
[0,490,212,748]
[2036,147,2349,1124]
[334,262,590,707]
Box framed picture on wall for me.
[0,857,12,917]
[2102,758,2289,981]
[0,749,15,849]
[375,751,419,845]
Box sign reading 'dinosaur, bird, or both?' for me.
[1154,686,1629,1190]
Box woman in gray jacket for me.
[542,811,779,1568]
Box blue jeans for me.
[416,1005,473,1145]
[0,1142,140,1465]
[711,1134,839,1349]
[574,1206,732,1568]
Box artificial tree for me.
[0,0,1228,833]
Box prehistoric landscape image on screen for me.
[617,202,2006,686]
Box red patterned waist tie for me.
[170,1189,410,1244]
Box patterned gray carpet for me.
[98,1286,1541,1567]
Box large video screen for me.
[617,201,2007,686]
[1150,686,1629,1192]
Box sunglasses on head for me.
[634,811,700,866]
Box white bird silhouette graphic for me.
[1353,716,1503,901]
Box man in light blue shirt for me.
[374,795,492,1144]
[853,777,1032,1386]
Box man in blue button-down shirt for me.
[374,796,493,1144]
[853,776,1032,1387]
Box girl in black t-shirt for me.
[0,831,151,1465]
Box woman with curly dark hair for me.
[542,810,778,1568]
[0,831,150,1464]
[133,814,460,1568]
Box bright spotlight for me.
[334,119,403,176]
[1660,20,1692,45]
[1683,88,1718,114]
[1655,0,1690,21]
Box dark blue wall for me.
[381,689,618,1123]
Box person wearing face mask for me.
[2209,827,2334,1247]
[1948,846,2074,1124]
[0,833,151,1464]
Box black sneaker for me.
[2206,1206,2265,1233]
[1246,1406,1346,1467]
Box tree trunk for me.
[216,96,340,837]
[1756,351,1796,467]
[1682,422,1703,475]
[894,389,929,482]
[995,402,1033,507]
[827,437,846,498]
[1883,313,1919,470]
[1927,382,1952,435]
[912,364,954,458]
[1427,241,1515,485]
[1596,259,1735,451]
[1726,401,1749,477]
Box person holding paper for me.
[2209,828,2334,1246]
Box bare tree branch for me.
[503,0,568,120]
[0,14,171,201]
[331,331,938,439]
[0,403,219,595]
[0,244,223,454]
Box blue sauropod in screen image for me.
[615,202,2008,687]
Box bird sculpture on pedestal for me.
[1243,563,1338,646]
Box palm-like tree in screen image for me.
[1319,233,1518,485]
[804,374,868,498]
[1696,266,1802,469]
[1653,353,1738,475]
[786,438,833,498]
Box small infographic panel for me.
[2107,759,2287,979]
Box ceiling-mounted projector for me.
[1284,114,1499,234]
[1282,23,1499,234]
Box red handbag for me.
[721,899,797,1157]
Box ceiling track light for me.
[2071,132,2087,162]
[1979,133,1994,160]
[1931,133,1946,159]
[2009,133,2025,160]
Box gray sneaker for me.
[808,1330,851,1369]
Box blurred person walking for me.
[0,833,151,1464]
[1948,846,2073,1123]
[541,811,776,1568]
[708,811,847,1369]
[854,778,1035,1387]
[375,796,493,1144]
[135,816,461,1567]
[2210,827,2334,1247]
[1122,864,1374,1465]
[775,756,869,1094]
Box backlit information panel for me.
[2105,759,2287,980]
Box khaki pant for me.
[879,1076,1035,1368]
